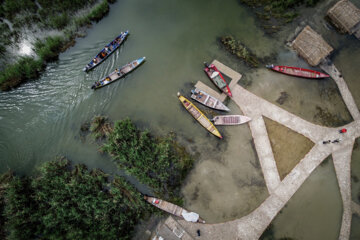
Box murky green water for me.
[0,0,359,235]
[271,157,343,240]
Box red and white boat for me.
[204,63,232,97]
[266,64,329,79]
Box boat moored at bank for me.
[144,195,205,223]
[204,62,232,97]
[266,64,329,79]
[178,93,222,139]
[191,88,230,111]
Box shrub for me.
[87,0,110,22]
[49,13,70,29]
[35,36,64,62]
[103,118,193,194]
[0,57,44,91]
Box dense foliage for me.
[0,57,44,91]
[103,118,193,195]
[35,36,65,62]
[0,0,114,90]
[239,0,322,33]
[0,158,150,240]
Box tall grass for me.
[35,36,65,62]
[0,57,44,91]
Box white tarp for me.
[211,71,219,78]
[181,210,199,222]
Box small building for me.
[327,0,360,37]
[291,26,334,66]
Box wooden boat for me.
[83,31,129,72]
[177,93,222,139]
[144,195,205,223]
[191,88,230,111]
[266,64,329,79]
[211,115,251,125]
[91,57,145,89]
[204,62,232,97]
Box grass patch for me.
[103,118,193,197]
[0,57,44,91]
[35,35,65,62]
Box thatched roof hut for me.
[327,0,360,34]
[291,26,333,66]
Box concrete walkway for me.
[154,60,360,240]
[320,61,360,120]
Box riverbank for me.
[0,0,114,91]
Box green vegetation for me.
[35,36,65,62]
[0,36,65,90]
[103,118,193,196]
[0,158,150,240]
[90,115,113,140]
[0,0,115,90]
[220,35,260,68]
[0,57,44,91]
[239,0,323,33]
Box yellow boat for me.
[177,92,222,139]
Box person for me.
[339,128,347,133]
[196,229,201,237]
[93,58,97,64]
[323,140,331,144]
[198,92,203,99]
[332,139,340,143]
[105,46,109,52]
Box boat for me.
[177,93,222,139]
[204,62,232,97]
[190,88,230,111]
[144,195,205,223]
[83,31,129,72]
[266,64,329,79]
[91,57,145,89]
[211,115,251,125]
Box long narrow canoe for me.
[212,115,251,125]
[177,93,222,139]
[144,195,205,223]
[83,31,129,72]
[266,64,329,79]
[191,88,230,111]
[204,62,232,97]
[91,57,145,89]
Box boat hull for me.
[178,94,222,139]
[204,63,232,97]
[91,57,145,89]
[266,64,329,79]
[84,31,129,72]
[191,88,230,111]
[212,115,251,125]
[144,196,205,223]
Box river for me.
[0,0,359,238]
